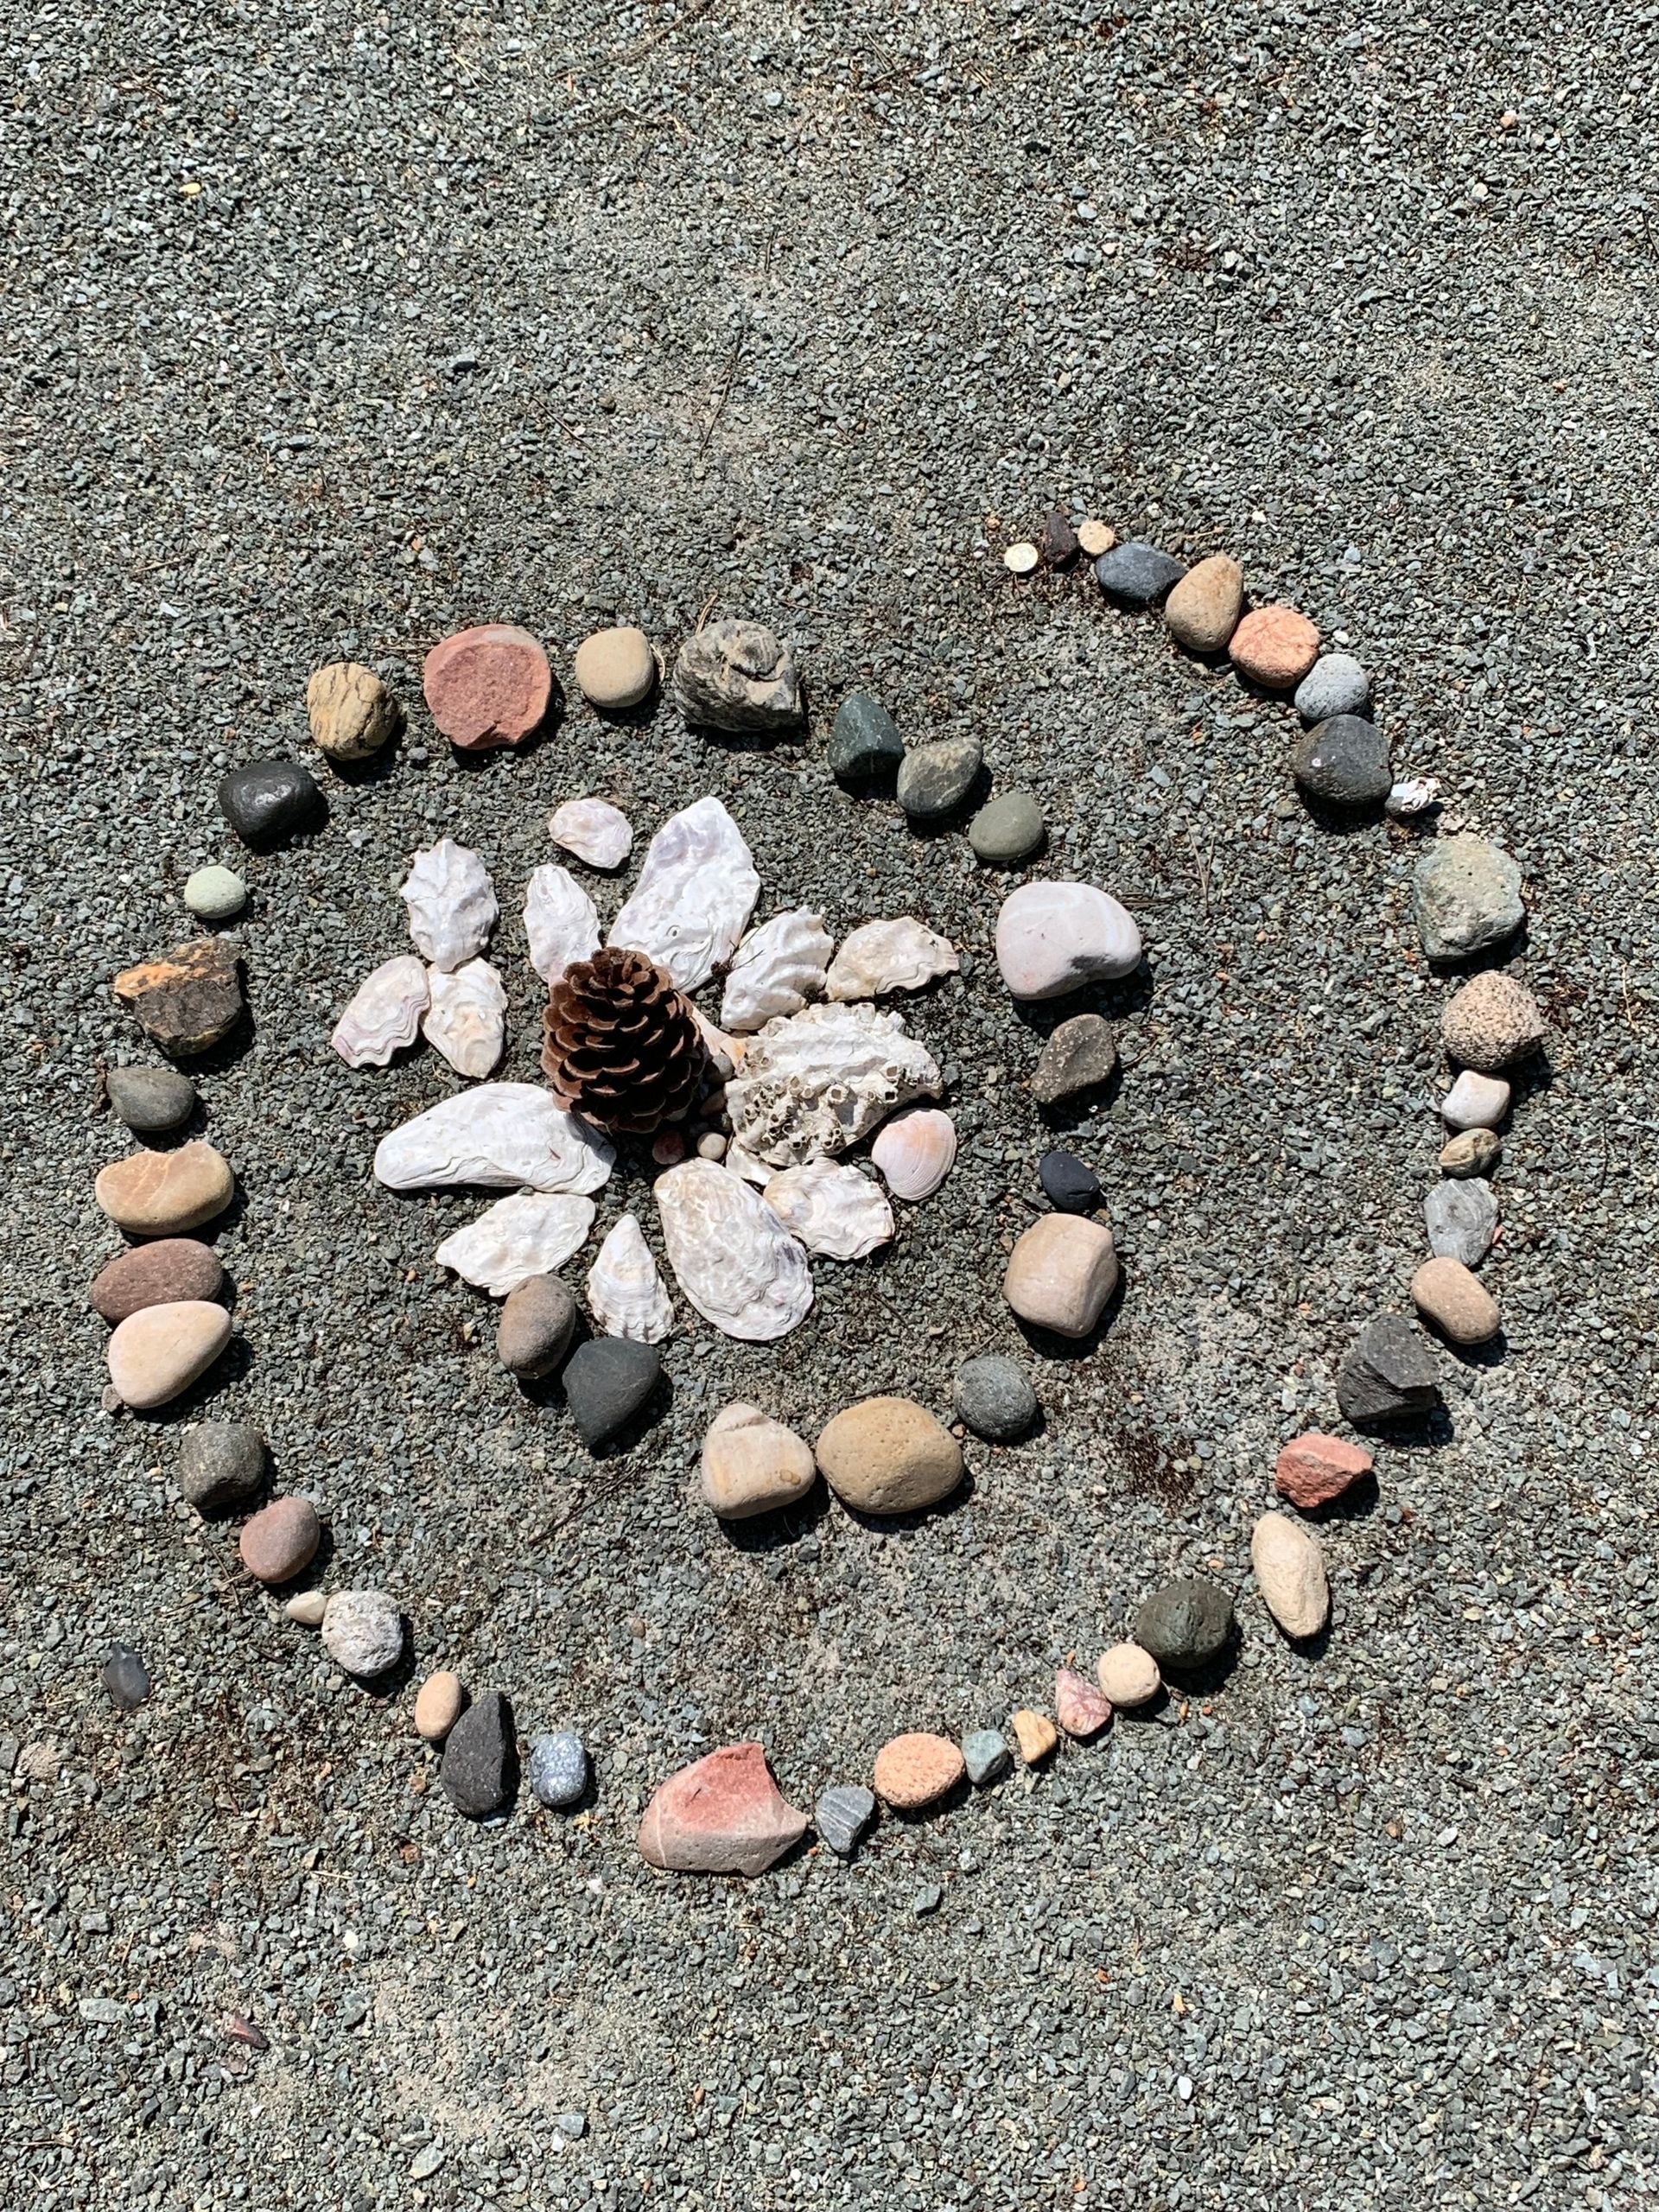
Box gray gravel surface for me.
[4,1,1657,2205]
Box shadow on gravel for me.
[1294,794,1389,840]
[1356,1405,1457,1450]
[327,740,407,791]
[1010,963,1155,1038]
[1294,1472,1381,1528]
[718,1481,833,1554]
[168,1008,259,1079]
[836,1470,978,1540]
[1160,1631,1245,1699]
[1423,921,1535,979]
[1010,1271,1126,1363]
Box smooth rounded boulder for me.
[816,1396,962,1516]
[95,1141,233,1236]
[995,880,1141,1000]
[106,1300,232,1410]
[1003,1214,1118,1337]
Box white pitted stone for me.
[374,1084,613,1194]
[725,1001,942,1172]
[434,1193,597,1296]
[607,796,760,992]
[653,1159,813,1341]
[995,881,1142,1000]
[524,864,601,985]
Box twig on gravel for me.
[696,314,748,459]
[617,0,718,67]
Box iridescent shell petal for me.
[421,958,506,1079]
[524,864,601,985]
[824,917,959,1001]
[434,1192,595,1296]
[762,1160,893,1260]
[720,909,834,1032]
[585,1212,674,1343]
[607,796,760,991]
[550,798,632,870]
[653,1159,813,1342]
[332,955,429,1069]
[374,1083,613,1194]
[401,838,498,971]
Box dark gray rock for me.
[968,791,1044,866]
[1037,509,1079,567]
[1032,1014,1117,1106]
[176,1422,266,1511]
[896,735,981,821]
[441,1690,514,1817]
[562,1338,662,1451]
[527,1729,588,1809]
[1293,652,1370,722]
[497,1274,578,1380]
[671,618,801,731]
[962,1728,1011,1787]
[101,1643,150,1711]
[1135,1579,1234,1671]
[105,1065,196,1135]
[1093,541,1186,608]
[1424,1179,1499,1266]
[1291,716,1392,810]
[1411,836,1524,962]
[953,1355,1038,1442]
[827,695,904,784]
[1336,1315,1445,1425]
[217,760,325,847]
[1039,1149,1102,1213]
[814,1783,874,1857]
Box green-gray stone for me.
[183,864,247,921]
[1134,1578,1234,1671]
[827,695,904,784]
[896,735,981,821]
[968,791,1044,865]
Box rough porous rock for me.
[1336,1315,1444,1425]
[496,1273,579,1380]
[1031,1014,1117,1106]
[1003,1213,1117,1337]
[873,1732,964,1812]
[814,1783,875,1856]
[953,1356,1039,1443]
[963,1729,1011,1786]
[562,1337,662,1452]
[217,760,323,846]
[1093,541,1185,608]
[1274,1433,1373,1510]
[699,1402,817,1519]
[1229,603,1320,688]
[1291,716,1392,810]
[672,617,801,731]
[321,1589,404,1677]
[91,1238,224,1324]
[441,1691,515,1817]
[1425,1179,1500,1267]
[106,1300,232,1411]
[105,1065,197,1135]
[1251,1512,1331,1639]
[968,791,1045,866]
[1413,836,1525,962]
[182,865,246,922]
[113,939,244,1056]
[1096,1643,1161,1708]
[1441,1070,1511,1131]
[1038,509,1079,566]
[1055,1667,1111,1739]
[238,1496,321,1586]
[101,1643,150,1713]
[573,625,656,709]
[896,734,981,821]
[423,623,552,749]
[1440,1127,1502,1178]
[1076,519,1115,558]
[827,695,904,784]
[1411,1255,1501,1345]
[637,1741,808,1875]
[1135,1580,1234,1672]
[995,880,1141,999]
[175,1421,266,1512]
[1163,552,1243,652]
[1010,1709,1058,1764]
[1294,652,1370,721]
[95,1141,233,1236]
[1039,1149,1103,1215]
[415,1671,466,1743]
[307,662,402,761]
[1440,971,1546,1070]
[816,1396,963,1516]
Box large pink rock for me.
[423,624,552,750]
[637,1741,807,1876]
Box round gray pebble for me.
[528,1729,588,1810]
[968,790,1044,865]
[953,1356,1039,1443]
[182,864,247,920]
[1293,652,1370,722]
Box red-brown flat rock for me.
[423,624,551,750]
[1055,1667,1111,1739]
[1274,1432,1374,1510]
[636,1741,807,1876]
[91,1238,225,1323]
[1230,604,1321,690]
[238,1496,321,1585]
[872,1731,964,1812]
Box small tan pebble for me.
[414,1670,466,1743]
[1002,1213,1118,1337]
[698,1402,817,1520]
[1250,1511,1331,1640]
[1002,541,1039,576]
[238,1497,321,1586]
[284,1591,328,1628]
[696,1131,728,1160]
[1077,519,1116,557]
[1163,552,1244,655]
[572,625,657,711]
[873,1732,964,1811]
[1411,1255,1500,1345]
[1096,1642,1161,1708]
[95,1141,234,1236]
[306,661,402,761]
[1010,1709,1058,1765]
[1439,1127,1502,1178]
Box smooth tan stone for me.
[415,1670,466,1743]
[816,1396,963,1516]
[1439,1128,1502,1178]
[1076,519,1116,558]
[306,661,402,760]
[1002,1214,1118,1337]
[873,1732,963,1811]
[1250,1511,1331,1639]
[1096,1642,1162,1708]
[1010,1709,1058,1764]
[1163,553,1243,653]
[1441,1070,1510,1131]
[1410,1255,1500,1345]
[573,626,657,709]
[1230,604,1321,688]
[699,1402,817,1520]
[106,1300,232,1409]
[95,1141,233,1236]
[238,1497,321,1585]
[285,1591,328,1627]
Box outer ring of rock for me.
[423,623,552,750]
[873,1732,964,1812]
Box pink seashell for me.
[1055,1666,1111,1739]
[871,1108,957,1202]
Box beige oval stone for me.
[1230,604,1321,689]
[573,626,657,709]
[95,1141,233,1236]
[1439,1128,1502,1178]
[699,1402,817,1520]
[1096,1642,1161,1708]
[1411,1255,1500,1345]
[873,1732,963,1811]
[1010,1708,1058,1764]
[1076,519,1116,558]
[1163,553,1243,654]
[285,1590,328,1627]
[816,1396,963,1516]
[106,1300,232,1410]
[415,1670,466,1743]
[1002,1214,1118,1337]
[1250,1511,1331,1639]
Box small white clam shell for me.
[607,795,760,991]
[762,1160,893,1261]
[524,863,601,984]
[374,1083,614,1194]
[653,1159,814,1342]
[434,1192,596,1296]
[871,1107,957,1202]
[402,838,498,971]
[421,958,506,1079]
[585,1212,674,1342]
[825,917,959,1002]
[720,908,834,1032]
[332,955,429,1068]
[550,797,632,870]
[725,1001,943,1171]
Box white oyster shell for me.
[690,1006,747,1082]
[421,958,506,1079]
[550,797,633,870]
[374,1083,614,1194]
[825,918,959,1001]
[434,1192,595,1296]
[762,1160,893,1261]
[871,1107,957,1201]
[1387,776,1442,818]
[653,1159,814,1342]
[720,908,834,1032]
[607,795,760,991]
[332,955,429,1069]
[402,838,498,971]
[722,1140,771,1187]
[524,863,601,985]
[585,1212,674,1342]
[725,1001,943,1172]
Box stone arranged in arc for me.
[1031,1014,1116,1105]
[423,624,552,749]
[442,1691,516,1817]
[1135,1580,1233,1672]
[106,1300,232,1410]
[1336,1315,1443,1425]
[114,938,245,1056]
[573,626,656,711]
[1251,1513,1331,1639]
[1003,1214,1118,1336]
[1163,553,1243,653]
[308,661,403,760]
[562,1338,663,1452]
[1229,603,1320,689]
[995,881,1141,999]
[828,695,905,785]
[105,1064,198,1135]
[817,1396,963,1516]
[953,1356,1038,1443]
[874,1732,963,1811]
[1440,971,1546,1070]
[637,1742,807,1875]
[175,1421,266,1512]
[92,1237,225,1324]
[699,1403,817,1519]
[1274,1433,1372,1510]
[671,618,801,732]
[96,1141,234,1237]
[1093,541,1185,608]
[218,760,324,846]
[1291,716,1392,810]
[1412,836,1525,962]
[896,734,981,821]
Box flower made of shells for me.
[541,945,707,1136]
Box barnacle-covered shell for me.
[720,909,834,1033]
[401,838,498,971]
[871,1107,957,1201]
[434,1192,596,1296]
[825,918,959,1002]
[332,955,429,1068]
[585,1212,674,1343]
[373,1083,613,1194]
[653,1160,813,1342]
[607,795,760,991]
[550,797,632,870]
[725,1002,943,1172]
[524,864,601,985]
[422,957,506,1078]
[762,1160,893,1260]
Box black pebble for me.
[1040,1149,1102,1213]
[1093,541,1186,609]
[105,1065,197,1135]
[1135,1579,1234,1672]
[217,760,325,848]
[1336,1313,1444,1425]
[562,1338,662,1452]
[101,1643,151,1711]
[827,695,905,785]
[1291,715,1392,811]
[440,1690,516,1818]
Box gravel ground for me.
[4,0,1658,2204]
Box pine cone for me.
[541,946,706,1135]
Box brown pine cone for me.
[541,945,706,1135]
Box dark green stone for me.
[828,695,904,785]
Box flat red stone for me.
[423,624,552,750]
[636,1741,807,1877]
[1055,1667,1111,1739]
[91,1238,226,1323]
[1275,1432,1374,1510]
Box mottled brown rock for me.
[95,1141,233,1236]
[1274,1433,1373,1510]
[307,661,403,761]
[637,1741,807,1876]
[1164,553,1243,654]
[106,1300,232,1409]
[238,1497,321,1585]
[873,1732,964,1811]
[423,623,552,750]
[1055,1667,1111,1738]
[1410,1255,1500,1346]
[1440,971,1547,1071]
[815,1396,963,1516]
[1230,603,1321,689]
[113,938,244,1055]
[496,1274,578,1380]
[1439,1127,1502,1178]
[91,1238,225,1323]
